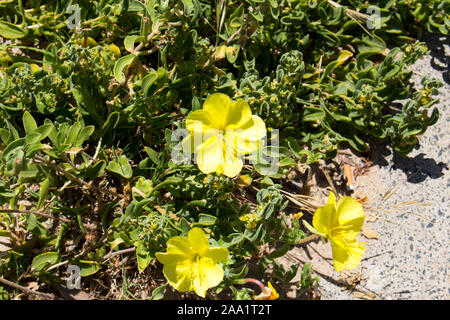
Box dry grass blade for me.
[217,0,227,37]
[380,182,402,203]
[321,167,338,197]
[279,189,321,213]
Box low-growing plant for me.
[0,0,447,300]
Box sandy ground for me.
[281,33,449,300]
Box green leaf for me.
[76,126,95,146]
[37,177,50,210]
[193,214,217,226]
[35,124,53,141]
[141,72,158,97]
[278,157,296,167]
[106,155,133,179]
[101,112,120,135]
[113,54,137,83]
[76,260,101,277]
[151,283,167,300]
[181,0,194,14]
[135,241,152,273]
[0,128,9,145]
[0,21,26,39]
[71,87,103,124]
[26,214,48,238]
[22,111,37,135]
[268,243,290,259]
[228,264,249,279]
[31,252,60,272]
[67,121,82,145]
[124,35,144,52]
[144,146,160,165]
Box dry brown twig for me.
[0,277,59,300]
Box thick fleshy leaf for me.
[0,21,26,39]
[106,155,133,178]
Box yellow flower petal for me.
[312,192,366,272]
[328,191,337,206]
[182,127,221,155]
[186,109,215,133]
[221,140,244,178]
[202,93,231,129]
[157,228,229,298]
[184,94,266,177]
[155,252,189,265]
[188,227,210,255]
[336,196,365,232]
[224,98,252,130]
[166,236,193,256]
[192,257,224,297]
[196,135,243,178]
[312,202,336,237]
[330,238,366,272]
[205,247,229,263]
[196,135,223,174]
[225,115,267,156]
[267,281,279,300]
[161,259,193,292]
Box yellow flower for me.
[312,192,366,272]
[182,93,266,178]
[155,228,229,298]
[293,212,303,219]
[254,281,279,300]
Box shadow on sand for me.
[371,143,448,184]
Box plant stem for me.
[297,234,320,246]
[33,155,123,199]
[1,209,99,231]
[101,247,136,262]
[327,0,370,20]
[0,277,58,300]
